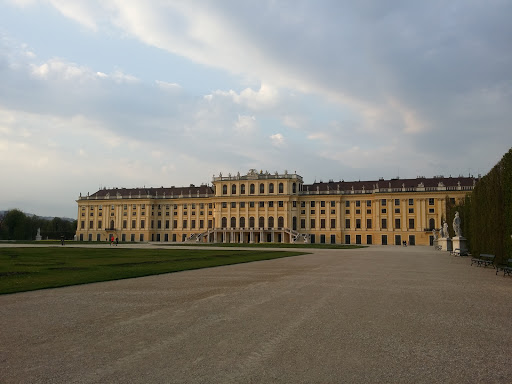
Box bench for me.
[451,248,469,257]
[496,258,512,276]
[471,254,495,268]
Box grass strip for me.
[0,247,308,295]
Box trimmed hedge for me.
[467,148,512,264]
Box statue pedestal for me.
[452,236,468,254]
[438,237,452,252]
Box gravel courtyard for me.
[1,244,511,383]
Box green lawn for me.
[0,247,308,294]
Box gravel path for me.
[1,245,511,383]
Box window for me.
[320,210,325,214]
[292,183,297,193]
[278,201,284,208]
[140,234,144,242]
[356,200,361,207]
[356,219,361,229]
[301,201,306,207]
[123,220,127,229]
[183,220,187,228]
[199,220,204,229]
[395,199,400,206]
[367,219,372,229]
[408,208,414,214]
[395,208,400,214]
[239,217,245,228]
[311,210,315,215]
[320,219,326,228]
[345,201,350,207]
[345,210,350,214]
[259,201,265,208]
[331,219,336,228]
[157,220,161,229]
[165,220,170,229]
[269,201,274,208]
[301,219,306,229]
[345,219,350,228]
[310,219,316,228]
[221,217,227,228]
[381,199,387,206]
[231,184,236,194]
[222,185,227,195]
[231,202,236,208]
[429,198,435,205]
[382,218,387,229]
[151,220,154,229]
[173,220,177,228]
[208,220,213,229]
[278,183,284,193]
[259,217,265,227]
[429,218,435,230]
[382,209,387,214]
[249,202,255,208]
[321,201,326,207]
[395,218,401,229]
[269,183,274,193]
[89,221,93,229]
[301,210,306,214]
[356,209,360,214]
[366,200,371,207]
[250,184,255,194]
[241,184,246,194]
[98,220,102,229]
[81,221,85,229]
[222,202,227,208]
[268,216,274,228]
[191,220,196,229]
[409,199,414,206]
[293,201,297,207]
[429,208,435,213]
[367,235,372,245]
[132,220,136,229]
[311,201,316,208]
[240,202,245,208]
[331,201,335,207]
[208,203,213,209]
[367,209,371,214]
[230,217,236,228]
[259,183,265,194]
[409,218,415,229]
[249,217,255,227]
[331,210,335,214]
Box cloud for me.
[270,133,284,147]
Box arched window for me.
[292,216,297,230]
[278,216,284,228]
[241,184,246,194]
[231,217,236,228]
[259,183,265,194]
[231,184,236,195]
[250,184,255,194]
[110,220,115,229]
[278,183,284,193]
[292,183,297,193]
[429,218,435,230]
[268,216,274,228]
[240,217,246,228]
[222,185,227,195]
[249,217,255,228]
[221,217,227,228]
[269,183,274,193]
[259,216,265,228]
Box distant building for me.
[76,169,475,246]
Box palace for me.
[76,169,476,246]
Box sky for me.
[1,0,511,219]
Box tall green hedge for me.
[467,148,512,264]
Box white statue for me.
[453,212,462,237]
[442,221,449,238]
[432,229,438,241]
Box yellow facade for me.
[76,170,474,246]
